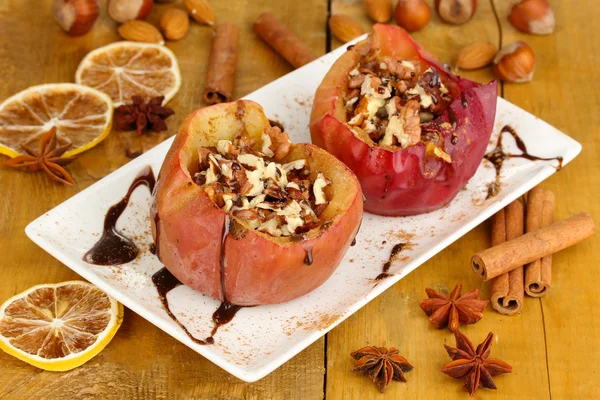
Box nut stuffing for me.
[345,52,453,161]
[194,127,331,237]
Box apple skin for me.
[310,24,497,216]
[152,100,363,305]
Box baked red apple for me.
[152,100,363,305]
[310,24,497,216]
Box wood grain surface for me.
[0,0,598,399]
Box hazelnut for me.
[493,41,535,83]
[509,0,555,35]
[52,0,99,36]
[108,0,154,24]
[434,0,477,25]
[395,0,431,32]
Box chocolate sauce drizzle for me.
[460,92,469,108]
[484,125,563,199]
[213,215,243,336]
[83,166,156,265]
[447,107,458,130]
[150,215,243,345]
[304,244,314,266]
[152,267,213,345]
[375,243,406,281]
[85,166,244,345]
[268,119,285,131]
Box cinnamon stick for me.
[524,188,556,297]
[203,23,240,105]
[472,212,595,281]
[490,201,524,315]
[253,12,317,69]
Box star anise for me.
[350,346,413,393]
[4,127,76,185]
[419,283,488,331]
[441,330,512,397]
[114,95,174,135]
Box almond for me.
[118,20,164,44]
[329,15,365,43]
[363,0,393,23]
[455,41,497,70]
[160,8,190,40]
[184,0,215,25]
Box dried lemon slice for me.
[76,42,181,106]
[0,281,123,371]
[0,83,113,158]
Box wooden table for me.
[1,0,598,398]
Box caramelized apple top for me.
[193,126,331,238]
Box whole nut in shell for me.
[509,0,555,35]
[493,41,535,83]
[160,8,190,40]
[395,0,431,32]
[52,0,99,36]
[329,15,365,43]
[184,0,216,25]
[363,0,393,23]
[118,20,165,44]
[435,0,477,25]
[108,0,153,23]
[455,41,497,70]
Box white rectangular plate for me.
[26,36,581,382]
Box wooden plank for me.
[494,0,600,398]
[0,0,327,398]
[325,1,554,398]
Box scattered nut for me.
[160,8,190,40]
[493,41,535,83]
[329,15,365,43]
[184,0,216,25]
[52,0,99,36]
[108,0,153,23]
[509,0,555,35]
[363,0,393,23]
[455,41,497,70]
[395,0,431,32]
[118,20,165,44]
[435,0,477,25]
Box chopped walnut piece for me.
[383,57,418,80]
[395,80,409,94]
[198,147,214,169]
[233,208,259,221]
[380,100,421,148]
[345,54,453,149]
[348,74,365,89]
[194,133,331,238]
[314,203,328,217]
[237,135,257,153]
[400,100,422,147]
[264,126,291,161]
